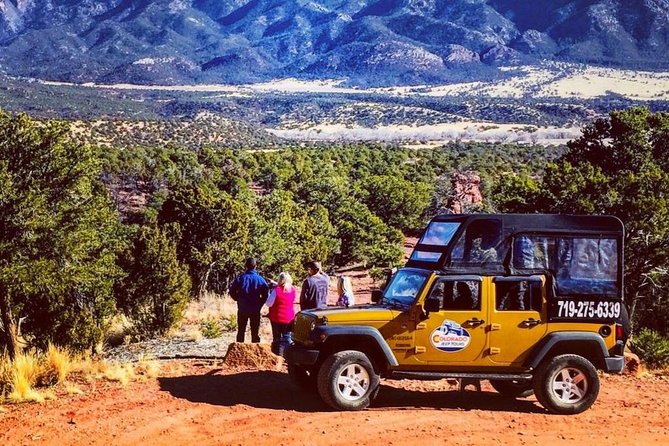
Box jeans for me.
[237,311,261,343]
[270,321,290,342]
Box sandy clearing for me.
[35,63,669,101]
[268,121,581,145]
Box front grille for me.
[292,313,315,343]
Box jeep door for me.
[413,276,488,365]
[488,276,548,366]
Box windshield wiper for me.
[383,297,409,310]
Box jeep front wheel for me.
[317,350,380,411]
[533,354,600,414]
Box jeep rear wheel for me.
[533,354,600,414]
[317,350,380,411]
[489,379,534,398]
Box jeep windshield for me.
[383,269,430,307]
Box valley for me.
[3,62,669,147]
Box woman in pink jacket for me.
[266,272,296,342]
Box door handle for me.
[464,318,485,327]
[523,318,542,327]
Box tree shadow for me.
[159,371,543,414]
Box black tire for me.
[489,379,534,398]
[317,350,380,411]
[288,363,317,391]
[533,354,600,414]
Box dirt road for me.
[2,360,668,446]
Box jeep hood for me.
[305,305,398,323]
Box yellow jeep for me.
[285,214,627,414]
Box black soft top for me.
[407,214,624,299]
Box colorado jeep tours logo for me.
[430,320,471,352]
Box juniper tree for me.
[0,111,122,358]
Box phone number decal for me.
[554,300,621,319]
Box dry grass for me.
[183,292,237,323]
[135,357,161,380]
[65,383,84,395]
[1,347,164,407]
[71,355,104,382]
[46,343,71,385]
[8,351,43,402]
[172,292,237,339]
[180,327,203,341]
[102,363,135,387]
[104,314,133,347]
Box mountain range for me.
[1,0,668,85]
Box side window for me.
[495,280,542,312]
[428,279,481,311]
[451,219,503,264]
[514,236,555,270]
[556,238,619,296]
[513,235,620,297]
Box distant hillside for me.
[1,0,668,85]
[68,113,282,149]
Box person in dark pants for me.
[228,257,269,343]
[300,260,329,310]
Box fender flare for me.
[525,331,609,369]
[312,325,399,367]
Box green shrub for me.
[115,225,191,339]
[629,328,669,369]
[369,267,388,283]
[200,319,222,339]
[222,314,237,332]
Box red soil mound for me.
[223,342,283,370]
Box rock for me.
[448,171,483,214]
[624,352,642,375]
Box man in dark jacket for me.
[300,260,329,310]
[229,258,269,343]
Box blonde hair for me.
[278,272,293,292]
[337,276,353,296]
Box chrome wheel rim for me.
[551,367,588,404]
[336,363,370,401]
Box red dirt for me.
[2,360,668,446]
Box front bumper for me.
[284,344,319,366]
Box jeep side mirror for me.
[371,289,383,303]
[424,297,440,314]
